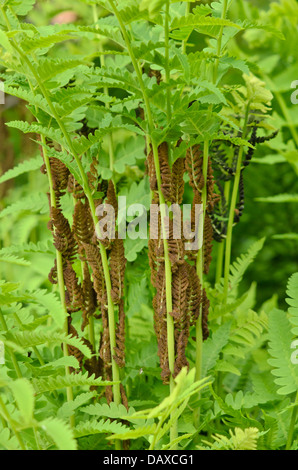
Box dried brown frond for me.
[171,157,185,205]
[202,288,210,341]
[68,174,85,199]
[146,146,158,192]
[50,206,77,262]
[109,238,126,305]
[96,180,117,247]
[185,145,204,192]
[159,142,172,203]
[203,213,213,275]
[148,68,162,85]
[171,263,189,322]
[186,265,201,325]
[83,242,106,306]
[174,328,189,377]
[81,262,97,331]
[63,260,84,312]
[113,299,126,369]
[67,323,86,372]
[73,200,95,249]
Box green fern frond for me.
[170,14,240,32]
[3,0,36,16]
[201,322,231,377]
[4,86,51,115]
[226,238,265,294]
[109,424,156,441]
[34,57,84,83]
[0,240,55,256]
[0,155,43,184]
[6,121,65,148]
[0,191,48,219]
[200,427,259,450]
[24,289,66,329]
[267,309,298,395]
[32,372,114,394]
[286,272,298,336]
[39,418,77,450]
[5,330,92,358]
[0,253,31,266]
[74,418,129,439]
[82,402,135,420]
[57,392,97,420]
[21,32,76,54]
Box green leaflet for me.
[32,372,114,394]
[39,418,77,450]
[0,191,49,219]
[267,309,298,395]
[74,418,129,439]
[0,155,43,184]
[5,330,93,358]
[227,238,266,293]
[9,378,35,426]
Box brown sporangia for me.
[203,213,213,275]
[81,262,98,332]
[113,299,126,369]
[171,156,185,205]
[72,199,95,251]
[83,242,106,307]
[63,260,84,313]
[159,142,173,203]
[201,288,210,341]
[68,173,85,200]
[109,238,126,305]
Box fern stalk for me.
[0,395,26,450]
[286,391,298,450]
[0,310,22,379]
[4,27,121,408]
[223,103,250,302]
[0,8,76,420]
[108,0,177,444]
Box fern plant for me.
[0,0,296,451]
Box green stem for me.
[215,154,232,284]
[0,395,26,450]
[40,136,75,424]
[108,0,177,444]
[194,1,229,422]
[92,4,115,178]
[5,29,120,407]
[223,104,250,302]
[1,7,74,415]
[164,0,172,123]
[213,0,229,84]
[0,310,22,379]
[286,392,298,450]
[194,140,209,427]
[182,1,191,54]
